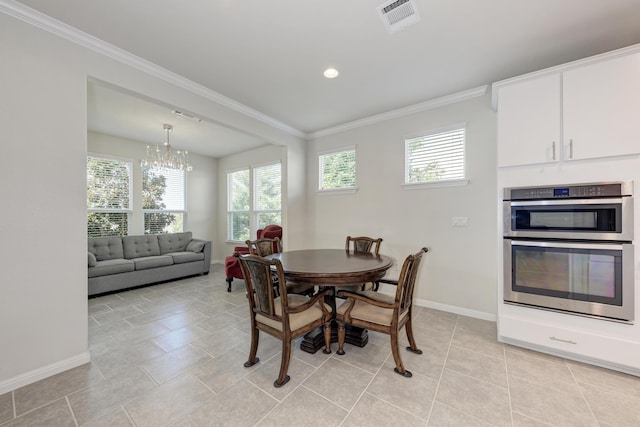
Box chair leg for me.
[226,277,233,292]
[274,339,292,387]
[390,329,412,377]
[243,326,260,368]
[404,317,423,355]
[322,320,332,354]
[336,321,346,355]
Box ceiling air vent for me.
[377,0,420,34]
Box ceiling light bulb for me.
[323,68,339,79]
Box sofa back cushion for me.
[158,232,193,254]
[88,237,124,261]
[123,235,161,259]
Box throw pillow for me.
[186,240,205,253]
[88,252,97,267]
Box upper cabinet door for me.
[497,74,561,167]
[563,52,640,161]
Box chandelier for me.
[141,124,193,172]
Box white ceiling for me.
[10,0,640,158]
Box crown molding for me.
[0,0,306,140]
[308,85,488,140]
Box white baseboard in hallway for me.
[0,351,90,395]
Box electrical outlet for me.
[452,216,468,227]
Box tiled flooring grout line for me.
[337,347,391,426]
[64,396,78,427]
[503,340,515,427]
[423,313,458,425]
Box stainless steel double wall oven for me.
[503,181,635,322]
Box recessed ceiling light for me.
[323,68,339,79]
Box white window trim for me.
[402,178,470,190]
[404,123,467,185]
[317,145,357,193]
[226,162,282,243]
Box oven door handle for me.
[509,198,625,207]
[510,240,626,251]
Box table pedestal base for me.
[300,324,368,354]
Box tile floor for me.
[2,265,640,426]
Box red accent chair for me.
[224,225,283,292]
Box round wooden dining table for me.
[267,249,393,353]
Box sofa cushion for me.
[168,251,205,264]
[88,237,124,261]
[186,240,205,253]
[88,259,135,278]
[88,252,97,267]
[158,232,192,254]
[123,235,161,259]
[133,255,174,271]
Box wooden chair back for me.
[246,237,282,257]
[394,247,428,313]
[239,254,286,321]
[345,236,383,256]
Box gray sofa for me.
[88,231,211,296]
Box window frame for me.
[403,124,469,190]
[227,162,282,243]
[253,162,282,231]
[141,165,187,234]
[317,145,358,195]
[87,154,133,237]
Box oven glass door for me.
[504,240,634,322]
[504,197,633,241]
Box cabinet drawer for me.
[498,315,640,372]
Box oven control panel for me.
[504,181,632,200]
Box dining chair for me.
[247,237,315,296]
[345,235,383,256]
[345,235,384,291]
[239,254,332,387]
[246,237,282,257]
[225,224,283,292]
[335,247,428,377]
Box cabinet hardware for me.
[550,336,577,345]
[569,139,573,159]
[552,141,556,160]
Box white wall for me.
[0,13,89,392]
[0,10,303,393]
[87,131,217,245]
[307,93,498,317]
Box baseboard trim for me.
[499,336,640,377]
[413,297,496,322]
[0,351,91,394]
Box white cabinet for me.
[563,52,640,161]
[496,51,640,167]
[497,74,561,167]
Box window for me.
[142,166,186,234]
[318,147,356,191]
[87,156,132,237]
[405,125,466,184]
[227,163,281,241]
[228,168,250,241]
[254,163,282,229]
